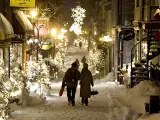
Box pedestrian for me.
[75,58,80,69]
[79,41,82,49]
[81,56,87,64]
[62,62,80,106]
[79,63,94,106]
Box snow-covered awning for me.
[14,10,33,32]
[0,13,14,40]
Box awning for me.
[14,10,33,32]
[0,13,14,40]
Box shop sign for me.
[41,41,52,50]
[10,0,35,8]
[119,30,135,41]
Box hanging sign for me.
[41,41,52,50]
[119,29,135,41]
[10,0,35,8]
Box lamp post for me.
[30,9,41,61]
[30,9,38,60]
[30,9,38,19]
[35,24,45,61]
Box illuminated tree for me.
[10,46,29,106]
[26,54,51,96]
[0,60,18,120]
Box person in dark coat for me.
[79,63,94,106]
[62,62,80,106]
[79,41,82,49]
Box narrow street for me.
[10,46,140,120]
[11,82,140,120]
[63,45,88,71]
[10,82,141,120]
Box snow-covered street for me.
[10,82,141,120]
[8,46,160,120]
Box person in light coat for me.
[79,63,94,106]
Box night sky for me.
[64,0,76,24]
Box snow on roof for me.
[0,13,14,40]
[14,10,33,32]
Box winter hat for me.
[83,63,88,68]
[71,62,77,67]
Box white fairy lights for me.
[70,5,86,35]
[70,23,82,35]
[26,54,50,95]
[0,60,15,120]
[71,5,86,25]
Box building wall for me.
[100,1,114,74]
[0,0,4,13]
[134,0,160,65]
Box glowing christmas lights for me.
[71,5,86,25]
[0,60,15,120]
[26,54,51,96]
[70,5,86,35]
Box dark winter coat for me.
[80,68,94,98]
[62,68,80,87]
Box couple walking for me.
[62,61,94,106]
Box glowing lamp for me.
[30,9,38,18]
[51,28,57,37]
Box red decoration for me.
[155,31,160,40]
[34,25,49,39]
[154,9,160,20]
[59,87,64,97]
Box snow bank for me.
[94,72,115,82]
[28,93,46,106]
[105,72,115,81]
[137,113,160,120]
[126,81,160,113]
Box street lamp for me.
[51,28,57,37]
[34,24,45,61]
[30,9,42,61]
[30,9,38,19]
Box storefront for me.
[11,10,33,72]
[0,12,15,77]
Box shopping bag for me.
[59,87,64,97]
[91,90,99,96]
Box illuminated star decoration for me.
[70,5,86,35]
